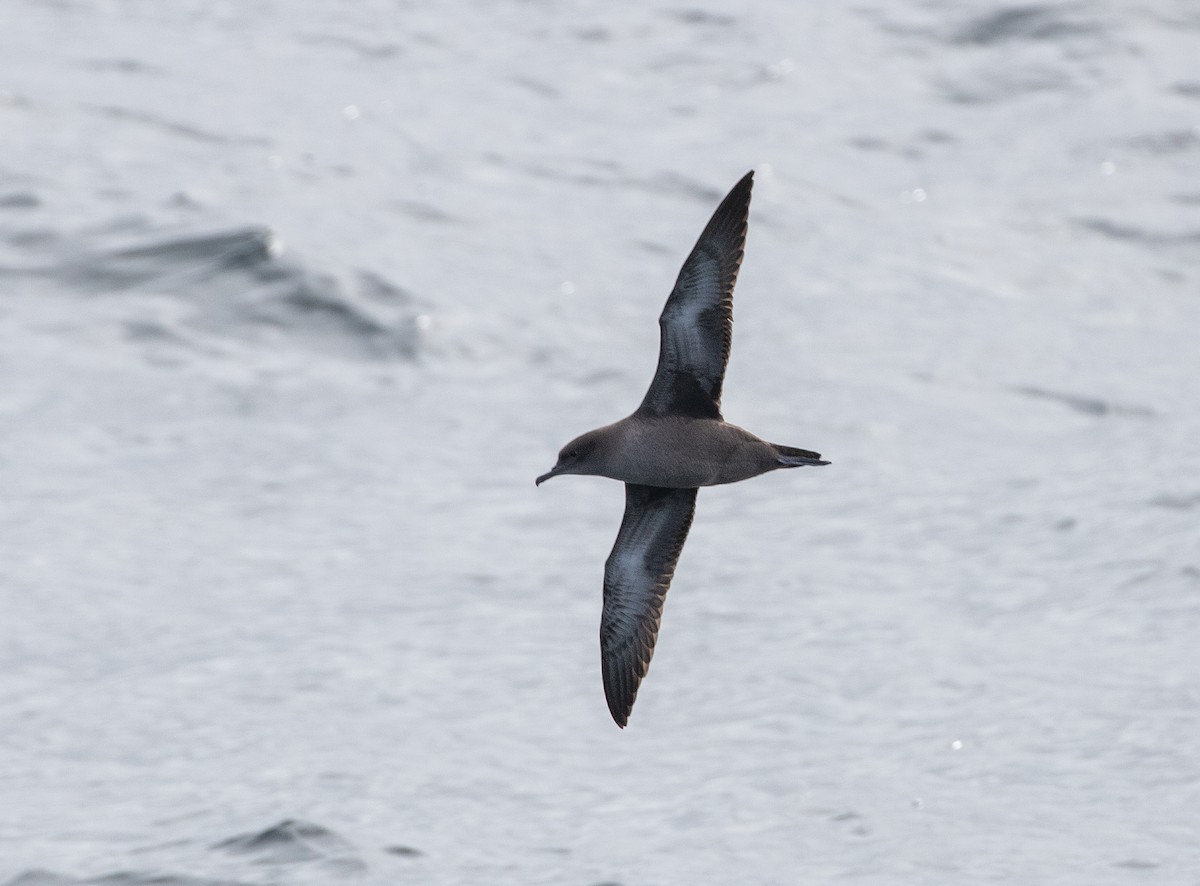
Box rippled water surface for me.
[2,1,1199,883]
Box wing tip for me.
[603,658,637,728]
[707,169,754,215]
[726,169,755,210]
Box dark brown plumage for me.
[537,170,829,727]
[638,170,751,421]
[600,485,697,726]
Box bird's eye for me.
[567,449,579,459]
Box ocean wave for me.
[2,221,423,362]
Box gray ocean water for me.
[3,1,1199,883]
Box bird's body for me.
[537,170,829,727]
[554,414,820,488]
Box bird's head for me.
[536,430,604,485]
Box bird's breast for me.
[605,416,773,488]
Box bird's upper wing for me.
[601,483,698,727]
[637,170,753,421]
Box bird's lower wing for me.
[601,483,699,727]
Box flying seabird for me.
[536,170,829,727]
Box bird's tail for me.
[773,444,830,467]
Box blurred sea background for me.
[2,1,1199,883]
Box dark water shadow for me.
[4,221,423,362]
[1010,384,1156,417]
[3,870,251,886]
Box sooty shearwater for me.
[536,170,829,727]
